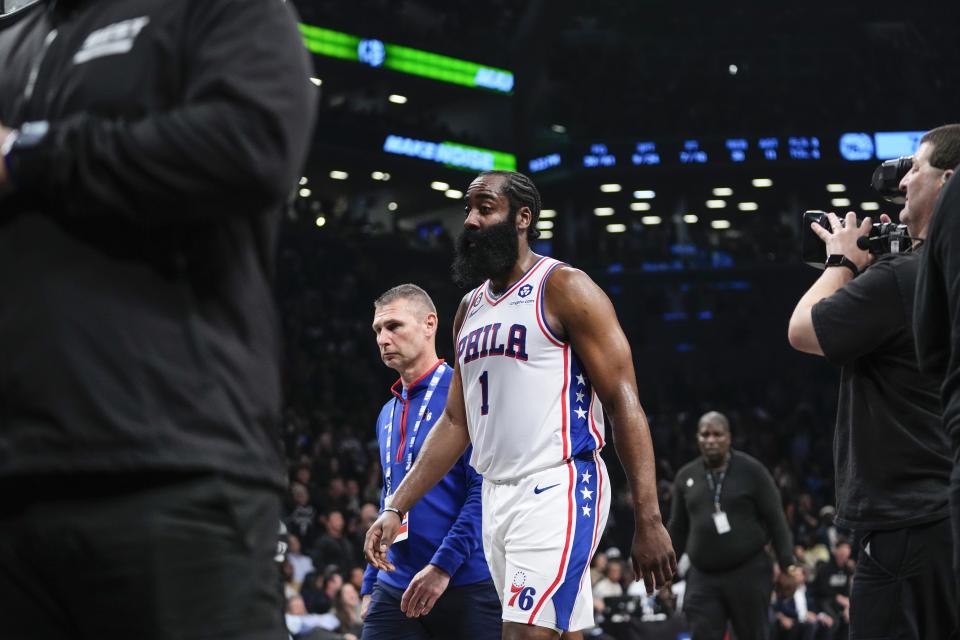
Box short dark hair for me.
[920,124,960,170]
[478,170,542,242]
[697,411,730,433]
[373,283,437,316]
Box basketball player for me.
[365,170,676,640]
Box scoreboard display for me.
[527,131,924,174]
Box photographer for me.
[788,124,960,637]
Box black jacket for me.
[0,0,317,487]
[916,169,960,456]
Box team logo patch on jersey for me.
[509,571,536,610]
[518,284,533,298]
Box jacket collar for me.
[390,359,444,400]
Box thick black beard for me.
[451,215,519,289]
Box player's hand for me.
[400,564,450,618]
[363,511,400,572]
[630,520,677,595]
[811,211,873,271]
[361,594,371,619]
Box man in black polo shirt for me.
[788,124,960,638]
[668,411,795,640]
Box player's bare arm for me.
[543,266,677,593]
[363,295,473,571]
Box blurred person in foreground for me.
[914,132,960,613]
[668,411,796,640]
[0,0,316,637]
[789,124,960,637]
[365,171,676,640]
[363,283,501,639]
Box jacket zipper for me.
[23,29,58,105]
[396,398,410,462]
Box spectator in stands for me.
[772,565,833,640]
[289,483,321,551]
[343,479,363,518]
[348,503,379,568]
[594,559,625,601]
[285,594,357,640]
[336,583,364,637]
[289,534,318,585]
[668,411,796,640]
[314,510,356,574]
[810,540,853,637]
[281,560,298,599]
[325,478,349,515]
[792,493,820,545]
[348,567,365,594]
[302,566,344,615]
[590,549,610,585]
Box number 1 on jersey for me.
[479,370,490,415]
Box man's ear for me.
[515,206,532,234]
[424,312,438,339]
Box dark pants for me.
[0,472,285,640]
[362,579,503,640]
[952,465,960,618]
[850,517,958,640]
[684,550,773,640]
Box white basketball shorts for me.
[481,450,611,632]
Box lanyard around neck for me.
[384,363,445,495]
[703,455,730,512]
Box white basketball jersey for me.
[456,256,605,481]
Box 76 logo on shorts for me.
[508,571,537,611]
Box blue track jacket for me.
[361,360,489,595]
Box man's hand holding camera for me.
[789,210,889,355]
[811,211,874,274]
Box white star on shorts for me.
[581,470,592,484]
[576,390,584,403]
[576,373,585,386]
[580,487,593,500]
[575,406,587,420]
[582,504,591,517]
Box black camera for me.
[801,210,910,268]
[870,156,913,205]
